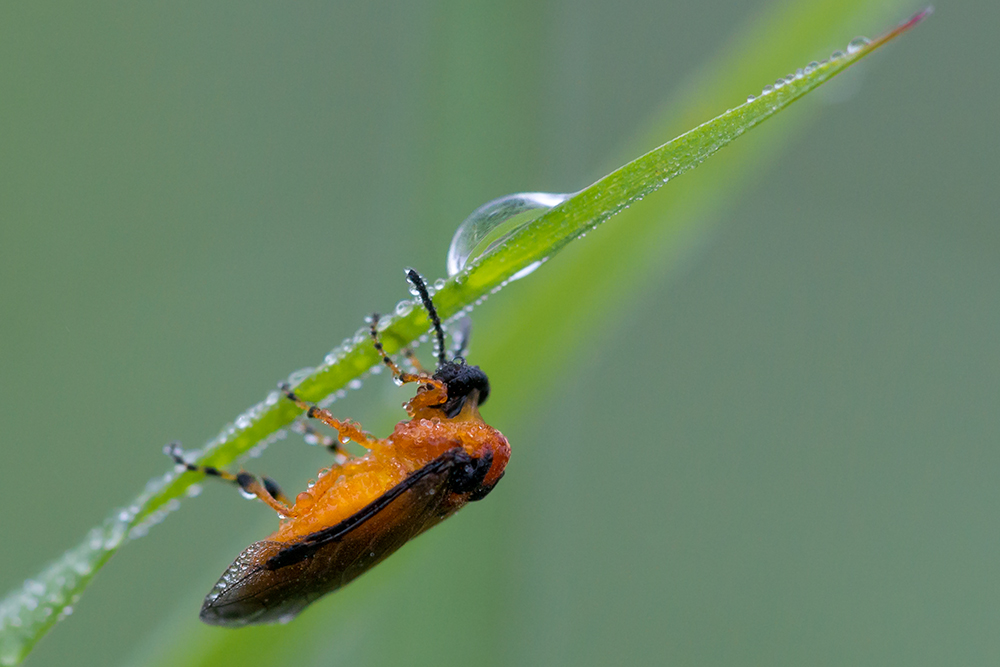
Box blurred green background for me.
[2,1,998,665]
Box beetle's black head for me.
[405,269,490,417]
[432,358,490,418]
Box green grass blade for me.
[476,0,919,413]
[0,8,929,665]
[456,9,930,297]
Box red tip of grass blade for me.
[871,7,933,48]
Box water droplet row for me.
[744,36,869,104]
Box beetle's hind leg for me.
[165,442,296,517]
[280,384,375,448]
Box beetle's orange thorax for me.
[269,402,509,544]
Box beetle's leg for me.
[280,384,375,448]
[401,347,426,374]
[368,313,448,413]
[368,313,430,385]
[291,421,349,464]
[164,442,295,517]
[403,381,449,415]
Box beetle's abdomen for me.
[201,540,310,626]
[201,447,472,626]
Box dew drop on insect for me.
[446,191,573,276]
[830,50,845,60]
[347,379,363,390]
[746,94,756,103]
[433,278,446,291]
[847,36,870,54]
[804,61,819,74]
[762,84,774,95]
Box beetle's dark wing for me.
[264,450,467,569]
[200,449,463,627]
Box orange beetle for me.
[168,269,509,626]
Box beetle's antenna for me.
[405,268,447,367]
[451,315,473,360]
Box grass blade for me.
[0,8,929,665]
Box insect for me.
[167,269,509,626]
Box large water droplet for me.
[446,191,573,276]
[847,36,870,54]
[508,258,546,282]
